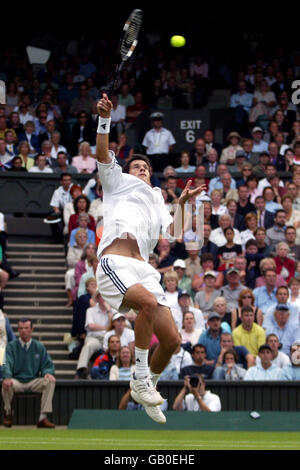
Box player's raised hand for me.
[97,93,113,118]
[178,180,207,205]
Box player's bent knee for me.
[142,295,158,316]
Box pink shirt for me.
[72,155,97,173]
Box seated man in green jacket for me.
[1,318,56,428]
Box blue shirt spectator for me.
[253,285,277,315]
[263,302,300,329]
[264,315,300,356]
[209,175,236,194]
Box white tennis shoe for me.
[143,404,166,424]
[130,374,164,407]
[131,390,166,424]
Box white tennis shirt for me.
[96,152,173,262]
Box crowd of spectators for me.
[2,37,300,408]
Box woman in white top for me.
[50,130,67,159]
[109,345,135,380]
[211,189,228,216]
[103,312,135,353]
[180,311,203,347]
[163,270,181,313]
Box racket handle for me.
[100,61,125,98]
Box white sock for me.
[39,413,47,422]
[150,370,161,387]
[134,347,149,378]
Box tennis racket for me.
[103,8,143,97]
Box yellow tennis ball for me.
[170,35,186,48]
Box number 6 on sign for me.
[186,130,195,143]
[0,81,5,104]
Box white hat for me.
[185,241,200,251]
[203,270,217,279]
[173,259,186,269]
[252,126,263,133]
[112,312,126,322]
[150,112,164,120]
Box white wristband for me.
[97,117,111,134]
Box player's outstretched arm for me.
[96,93,113,164]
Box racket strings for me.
[120,11,143,59]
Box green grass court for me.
[1,429,300,450]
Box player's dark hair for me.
[123,154,151,174]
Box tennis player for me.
[95,93,206,423]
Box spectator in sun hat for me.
[173,259,193,297]
[102,312,135,352]
[220,131,243,166]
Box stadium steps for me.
[4,240,77,379]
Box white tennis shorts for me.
[96,254,170,313]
